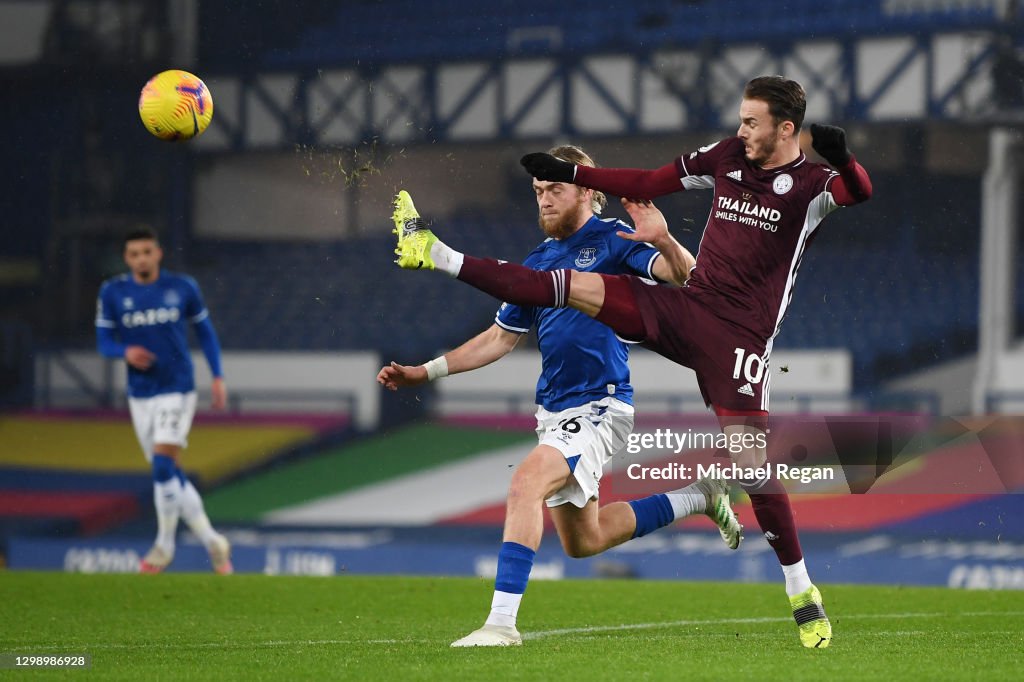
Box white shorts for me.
[537,396,635,509]
[128,391,198,460]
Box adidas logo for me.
[727,169,742,182]
[737,382,754,397]
[764,530,779,541]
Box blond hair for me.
[548,144,607,215]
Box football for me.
[138,70,214,141]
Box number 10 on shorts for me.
[732,347,765,385]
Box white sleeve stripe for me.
[681,175,715,190]
[189,309,209,323]
[551,269,567,308]
[646,252,660,280]
[495,317,529,333]
[95,319,116,328]
[679,155,689,177]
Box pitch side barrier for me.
[9,522,1024,589]
[33,350,380,430]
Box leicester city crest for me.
[575,247,598,269]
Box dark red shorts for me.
[605,275,772,412]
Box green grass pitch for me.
[1,572,1022,680]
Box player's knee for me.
[730,446,766,470]
[151,454,176,482]
[722,423,767,469]
[507,466,549,505]
[559,535,599,558]
[510,449,570,501]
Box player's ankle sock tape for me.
[629,494,675,538]
[152,455,176,483]
[458,257,572,308]
[494,542,535,594]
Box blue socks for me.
[487,541,535,628]
[152,454,176,483]
[628,493,675,538]
[495,541,535,594]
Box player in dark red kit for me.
[393,76,871,648]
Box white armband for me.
[423,356,449,381]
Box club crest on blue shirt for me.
[123,297,134,309]
[163,290,181,307]
[575,247,598,269]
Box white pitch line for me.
[523,610,1024,640]
[7,610,1024,651]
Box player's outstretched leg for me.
[626,477,743,549]
[391,190,578,309]
[790,584,832,648]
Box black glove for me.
[810,124,852,167]
[520,152,576,183]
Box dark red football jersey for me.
[673,137,841,342]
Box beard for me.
[538,197,587,239]
[749,130,780,167]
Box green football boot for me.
[392,190,437,270]
[790,584,832,648]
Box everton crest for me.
[575,247,598,268]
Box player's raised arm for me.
[521,153,683,200]
[377,324,522,391]
[810,124,873,206]
[617,198,695,286]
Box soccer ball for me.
[138,70,214,141]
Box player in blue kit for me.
[95,228,233,575]
[378,146,742,647]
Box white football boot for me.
[450,624,523,647]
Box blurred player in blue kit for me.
[95,228,233,574]
[379,146,742,647]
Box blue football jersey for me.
[495,216,661,412]
[95,271,210,398]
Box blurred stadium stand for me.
[232,0,1017,68]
